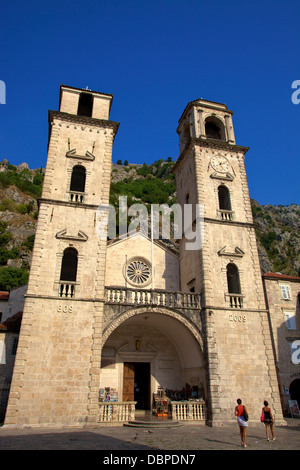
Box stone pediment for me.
[218,246,245,257]
[56,229,88,242]
[107,229,178,257]
[66,148,95,161]
[210,171,234,181]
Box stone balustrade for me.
[105,286,201,309]
[218,209,233,221]
[226,293,244,308]
[170,401,206,421]
[98,402,136,423]
[98,401,205,423]
[58,282,76,298]
[69,191,84,203]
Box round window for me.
[124,257,152,287]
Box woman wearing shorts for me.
[235,398,248,448]
[262,400,276,441]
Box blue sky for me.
[0,0,299,205]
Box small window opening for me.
[77,92,93,117]
[70,165,86,193]
[280,285,291,300]
[218,185,231,210]
[60,248,78,282]
[227,263,241,294]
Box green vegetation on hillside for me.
[0,221,19,265]
[0,166,44,198]
[0,158,298,292]
[0,266,28,291]
[110,159,176,206]
[252,201,300,275]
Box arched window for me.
[227,263,241,294]
[70,165,86,195]
[60,248,78,282]
[218,185,231,211]
[205,117,225,141]
[77,92,93,117]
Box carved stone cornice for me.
[204,217,255,229]
[193,137,249,153]
[48,110,120,133]
[172,137,249,173]
[38,197,100,210]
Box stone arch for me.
[102,305,204,355]
[101,306,206,404]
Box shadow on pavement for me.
[0,430,154,451]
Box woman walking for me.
[235,398,248,448]
[262,401,276,441]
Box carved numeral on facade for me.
[229,314,246,322]
[57,305,73,313]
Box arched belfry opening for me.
[205,116,226,141]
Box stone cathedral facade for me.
[4,85,285,428]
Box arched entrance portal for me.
[100,310,205,410]
[290,379,300,410]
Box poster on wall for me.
[288,400,300,417]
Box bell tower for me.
[173,98,284,425]
[5,85,119,427]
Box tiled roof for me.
[0,291,9,300]
[263,272,300,282]
[0,311,23,332]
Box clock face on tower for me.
[211,155,230,173]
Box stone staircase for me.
[123,410,184,428]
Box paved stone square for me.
[0,419,299,452]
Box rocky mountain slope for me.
[0,158,298,290]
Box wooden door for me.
[123,363,135,401]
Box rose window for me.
[124,258,152,287]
